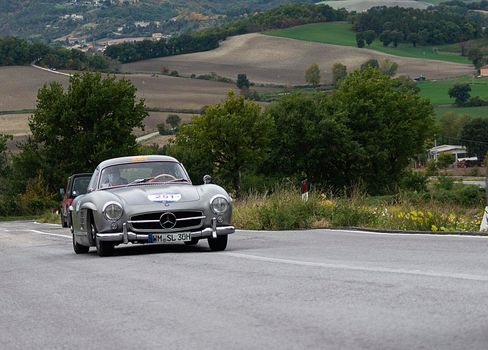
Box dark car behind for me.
[59,173,92,228]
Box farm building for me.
[480,64,488,77]
[428,144,477,162]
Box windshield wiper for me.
[128,177,154,185]
[167,178,190,183]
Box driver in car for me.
[101,167,128,187]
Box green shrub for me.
[234,188,321,230]
[435,175,454,190]
[425,160,438,176]
[399,170,427,192]
[328,204,378,227]
[437,153,455,169]
[429,184,485,206]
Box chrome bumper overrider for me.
[96,222,235,243]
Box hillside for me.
[122,33,474,85]
[316,0,430,12]
[0,0,315,41]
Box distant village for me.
[52,0,175,52]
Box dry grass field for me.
[0,114,31,137]
[0,66,238,112]
[0,66,69,111]
[0,66,238,151]
[122,33,474,85]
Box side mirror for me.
[72,190,78,197]
[59,188,65,196]
[203,175,212,184]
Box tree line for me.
[0,36,116,71]
[353,5,484,47]
[0,68,434,215]
[104,3,347,63]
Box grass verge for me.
[233,185,485,232]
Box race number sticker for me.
[148,193,182,203]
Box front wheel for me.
[96,236,114,257]
[72,234,89,254]
[208,235,228,251]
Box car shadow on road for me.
[83,241,240,257]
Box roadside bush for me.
[157,123,173,135]
[399,170,427,192]
[233,186,483,232]
[437,153,455,169]
[326,204,378,227]
[434,175,454,190]
[17,174,57,215]
[430,185,485,206]
[425,160,438,176]
[233,188,321,230]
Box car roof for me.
[70,173,93,178]
[97,155,179,169]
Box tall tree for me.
[448,83,471,106]
[0,133,12,180]
[327,68,435,193]
[167,91,273,197]
[467,48,484,69]
[332,63,347,86]
[236,73,250,91]
[305,63,320,87]
[166,114,181,129]
[379,59,398,76]
[12,72,147,192]
[364,30,376,45]
[265,93,363,188]
[461,118,488,158]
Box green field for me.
[418,76,488,105]
[265,22,470,64]
[435,106,488,119]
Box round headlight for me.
[210,195,229,214]
[103,202,123,221]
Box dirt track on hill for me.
[122,33,475,85]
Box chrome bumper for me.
[96,222,235,243]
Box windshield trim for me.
[96,160,192,190]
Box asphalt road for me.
[1,221,488,350]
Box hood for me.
[106,184,200,206]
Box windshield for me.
[71,176,91,197]
[98,161,190,189]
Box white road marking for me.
[237,228,488,239]
[27,230,71,239]
[222,252,488,282]
[33,221,61,227]
[326,229,488,239]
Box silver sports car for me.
[70,155,235,257]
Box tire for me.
[61,212,68,228]
[95,235,114,257]
[208,235,228,251]
[72,234,89,254]
[88,213,114,257]
[184,238,199,246]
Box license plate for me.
[150,232,191,243]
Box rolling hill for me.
[122,33,474,85]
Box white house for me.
[428,144,477,162]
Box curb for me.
[337,226,488,237]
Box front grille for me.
[129,210,204,232]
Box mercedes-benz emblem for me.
[159,212,177,229]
